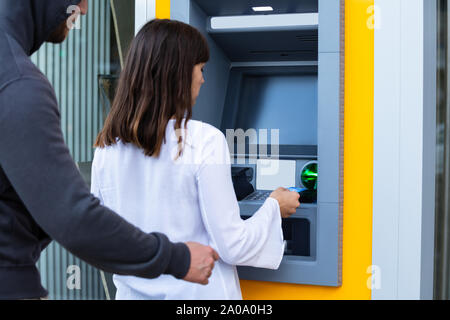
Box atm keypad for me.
[244,190,272,201]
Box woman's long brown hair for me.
[95,19,210,158]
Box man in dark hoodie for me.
[0,0,219,300]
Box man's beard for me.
[46,20,70,44]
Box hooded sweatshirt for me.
[0,0,190,300]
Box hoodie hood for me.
[0,0,81,56]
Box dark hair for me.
[95,19,209,157]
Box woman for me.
[91,19,300,300]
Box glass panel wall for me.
[435,0,450,300]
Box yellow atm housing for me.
[170,0,345,287]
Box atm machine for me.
[171,0,344,287]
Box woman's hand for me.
[270,188,301,218]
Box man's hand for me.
[270,187,301,218]
[183,242,219,285]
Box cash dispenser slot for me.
[282,218,311,257]
[241,215,313,258]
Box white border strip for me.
[373,0,433,300]
[373,0,401,300]
[135,0,156,34]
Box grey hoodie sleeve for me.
[0,76,190,280]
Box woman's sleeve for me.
[196,131,285,269]
[90,151,104,205]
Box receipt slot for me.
[171,0,344,286]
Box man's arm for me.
[0,77,192,279]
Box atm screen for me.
[234,73,318,146]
